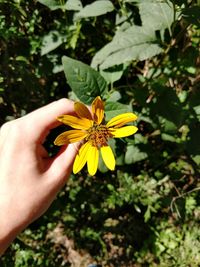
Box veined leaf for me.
[91,1,174,69]
[91,26,162,69]
[76,0,114,18]
[62,56,107,104]
[138,1,175,33]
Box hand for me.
[0,99,78,255]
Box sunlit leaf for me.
[38,0,82,10]
[76,0,114,18]
[62,56,108,104]
[41,31,65,55]
[91,26,162,69]
[125,145,148,164]
[91,1,175,69]
[138,1,175,33]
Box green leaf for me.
[193,105,200,116]
[65,0,82,11]
[105,101,132,121]
[161,133,177,142]
[106,91,121,102]
[91,1,175,69]
[144,206,151,222]
[161,118,177,133]
[76,0,114,18]
[91,26,162,69]
[138,1,174,33]
[37,0,61,10]
[125,145,148,164]
[41,31,65,56]
[124,0,155,2]
[192,155,200,165]
[62,56,107,104]
[100,65,125,84]
[38,0,82,11]
[122,0,175,28]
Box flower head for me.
[54,96,138,175]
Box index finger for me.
[23,98,75,143]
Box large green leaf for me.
[138,1,174,32]
[91,26,162,69]
[75,0,114,18]
[38,0,82,11]
[62,56,107,104]
[91,1,174,69]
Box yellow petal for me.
[87,145,99,176]
[74,102,92,120]
[111,126,138,138]
[106,113,138,128]
[100,146,115,171]
[92,96,104,125]
[54,130,87,145]
[57,115,93,130]
[73,142,91,174]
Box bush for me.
[0,0,200,266]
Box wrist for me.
[0,207,25,255]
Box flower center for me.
[87,124,113,147]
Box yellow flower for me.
[54,96,138,176]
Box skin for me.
[0,99,78,255]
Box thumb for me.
[47,143,78,186]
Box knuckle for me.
[0,121,12,135]
[0,119,22,139]
[57,98,73,106]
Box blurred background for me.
[0,0,200,266]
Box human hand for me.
[0,99,78,255]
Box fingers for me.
[23,98,75,143]
[47,143,78,188]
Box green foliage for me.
[62,56,108,104]
[37,0,82,11]
[76,0,114,18]
[0,0,200,266]
[91,0,175,69]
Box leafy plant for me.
[0,0,200,266]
